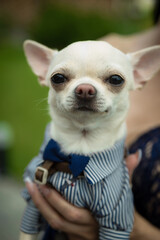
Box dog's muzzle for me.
[74,84,97,111]
[75,84,97,100]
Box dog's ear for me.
[127,46,160,89]
[23,40,57,86]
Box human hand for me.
[26,181,98,240]
[26,150,141,240]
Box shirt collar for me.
[44,123,125,184]
[84,137,125,184]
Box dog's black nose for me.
[75,84,97,100]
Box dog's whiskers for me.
[34,98,48,106]
[33,98,49,112]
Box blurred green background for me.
[0,0,154,179]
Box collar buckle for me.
[35,166,48,185]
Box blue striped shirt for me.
[21,124,134,239]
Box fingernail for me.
[24,177,32,183]
[39,185,50,196]
[24,177,34,194]
[137,149,142,163]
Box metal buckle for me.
[34,166,48,185]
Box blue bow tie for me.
[43,139,90,178]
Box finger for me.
[26,182,65,229]
[39,185,96,225]
[126,149,142,177]
[26,182,98,238]
[126,154,138,177]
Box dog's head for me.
[23,40,160,130]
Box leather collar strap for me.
[35,138,127,185]
[35,160,76,185]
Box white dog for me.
[20,40,160,240]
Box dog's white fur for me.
[20,40,160,240]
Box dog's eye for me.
[106,75,124,86]
[51,74,67,84]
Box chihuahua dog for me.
[20,40,160,240]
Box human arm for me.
[131,210,160,240]
[126,153,160,240]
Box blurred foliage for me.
[0,2,153,178]
[0,44,50,178]
[29,3,153,49]
[0,16,12,40]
